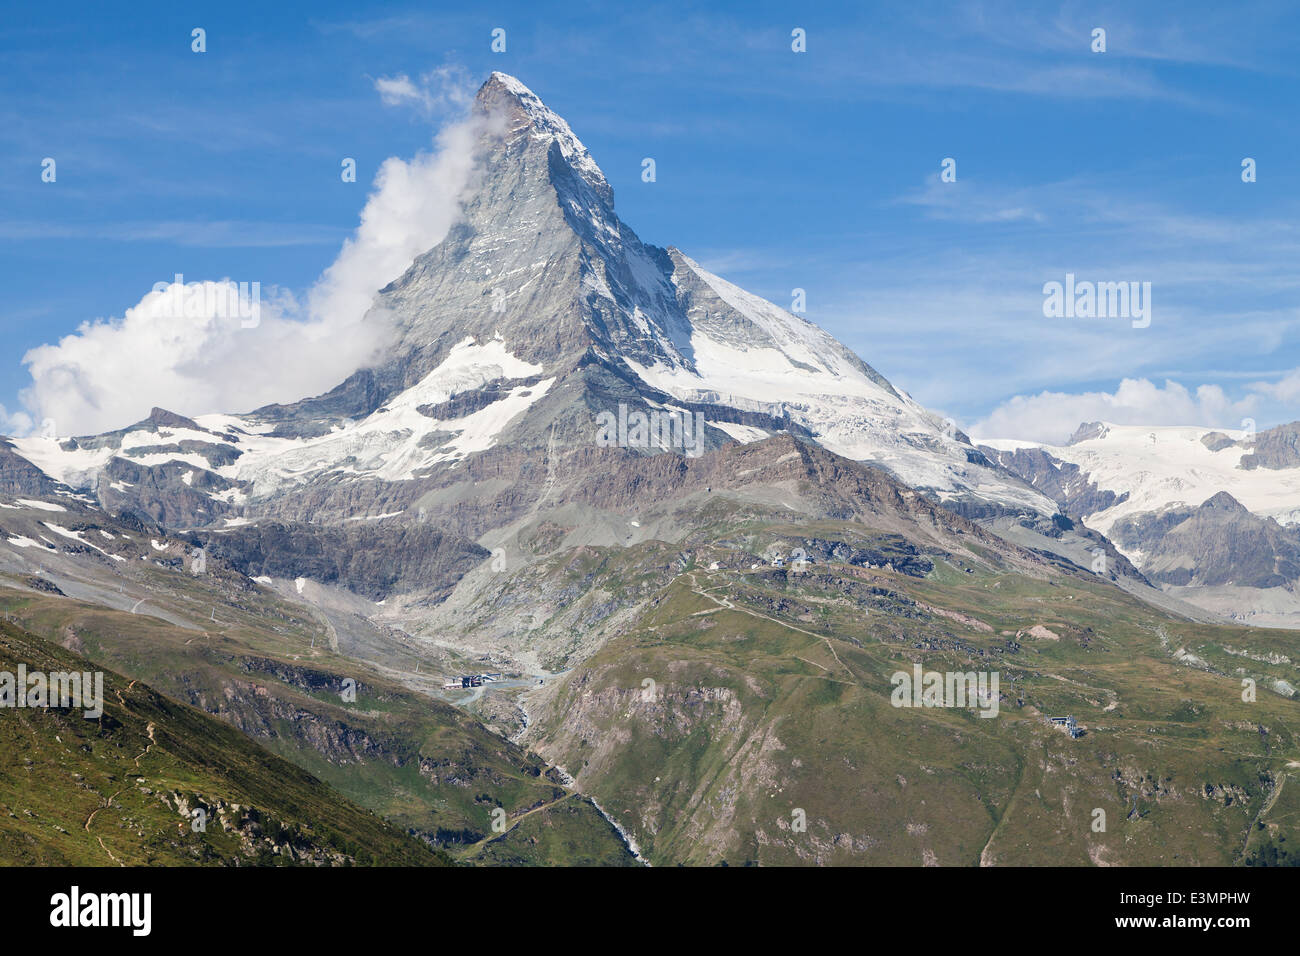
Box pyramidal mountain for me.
[4,74,1300,869]
[9,72,1055,532]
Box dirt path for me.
[688,572,854,679]
[132,722,155,767]
[85,786,128,866]
[1239,771,1287,862]
[978,740,1037,866]
[1262,772,1285,817]
[83,712,155,863]
[113,679,139,709]
[96,836,121,865]
[462,792,577,855]
[84,787,125,832]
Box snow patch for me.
[709,420,770,444]
[16,498,67,512]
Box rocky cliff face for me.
[1110,491,1300,589]
[979,443,1127,517]
[1197,422,1300,471]
[198,520,487,602]
[0,439,70,498]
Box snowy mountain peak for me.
[1068,421,1110,444]
[7,73,1061,529]
[475,72,611,205]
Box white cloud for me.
[0,219,344,247]
[971,377,1258,445]
[15,78,486,438]
[308,111,482,339]
[1248,367,1300,404]
[0,403,32,436]
[373,66,475,116]
[897,176,1046,224]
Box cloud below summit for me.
[17,77,483,438]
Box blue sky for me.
[3,0,1299,442]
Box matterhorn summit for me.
[10,72,1055,532]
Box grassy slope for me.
[458,793,637,866]
[0,619,448,866]
[0,573,629,865]
[525,516,1300,866]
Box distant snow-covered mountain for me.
[981,420,1300,625]
[981,421,1300,533]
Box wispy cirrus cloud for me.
[0,220,346,247]
[372,65,477,117]
[896,176,1047,224]
[310,15,429,40]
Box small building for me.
[1050,715,1082,737]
